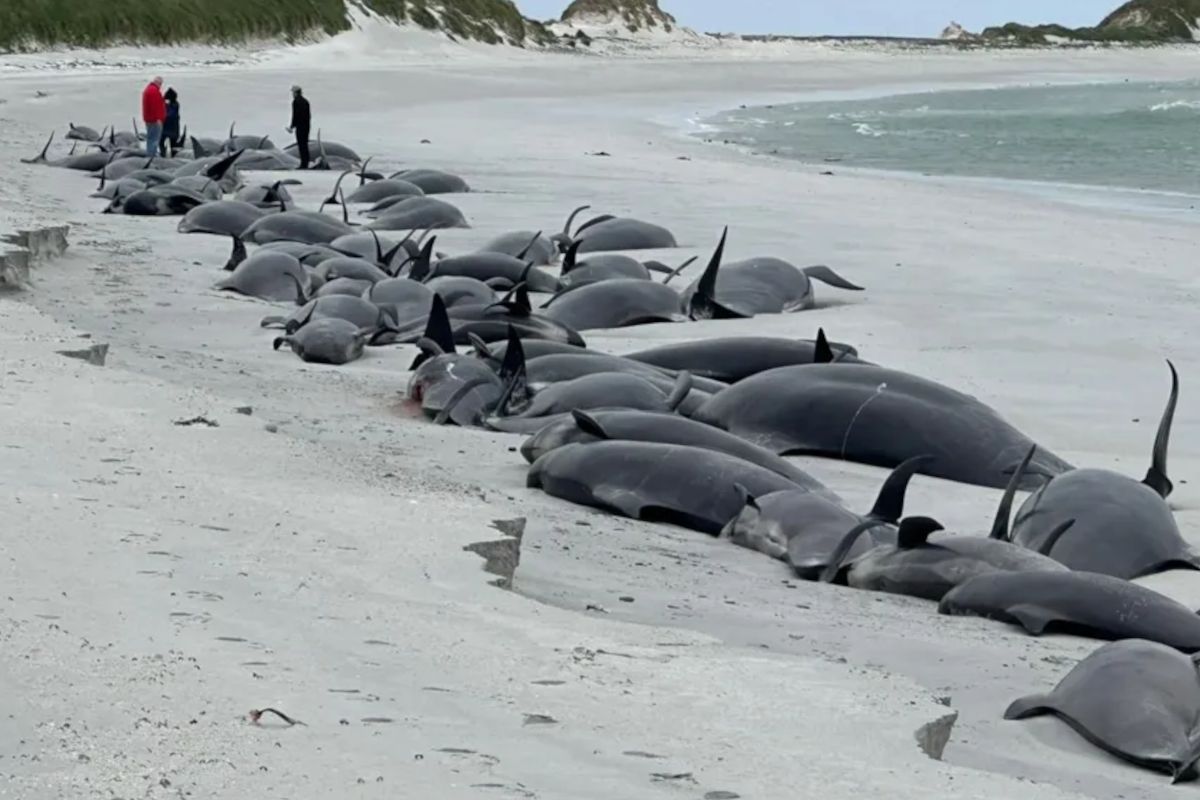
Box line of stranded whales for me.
[27,120,1200,784]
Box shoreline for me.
[2,35,1200,800]
[687,74,1200,217]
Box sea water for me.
[703,80,1200,197]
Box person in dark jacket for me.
[286,85,312,169]
[161,87,181,157]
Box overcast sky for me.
[516,1,1120,37]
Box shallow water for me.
[704,79,1200,196]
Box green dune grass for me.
[0,0,552,51]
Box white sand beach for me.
[3,22,1200,799]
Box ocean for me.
[702,80,1200,197]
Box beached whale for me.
[273,317,371,365]
[678,248,864,316]
[242,209,354,246]
[406,307,523,426]
[366,197,469,231]
[551,206,678,253]
[624,333,862,381]
[477,231,557,266]
[388,168,470,194]
[412,240,559,294]
[527,440,802,535]
[285,136,362,164]
[484,372,694,435]
[542,279,687,330]
[1005,639,1200,783]
[1009,362,1196,580]
[216,251,312,303]
[178,200,267,238]
[693,362,1072,490]
[520,408,829,492]
[722,456,926,578]
[235,180,298,210]
[106,184,208,216]
[939,570,1200,652]
[817,448,1069,599]
[345,178,425,204]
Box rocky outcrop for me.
[940,21,978,41]
[560,0,675,33]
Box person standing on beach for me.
[286,85,311,170]
[142,76,165,158]
[161,87,181,157]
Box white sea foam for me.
[1149,99,1200,112]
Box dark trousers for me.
[295,126,310,169]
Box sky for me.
[515,1,1122,38]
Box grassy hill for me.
[1099,0,1200,38]
[0,0,553,51]
[980,0,1200,44]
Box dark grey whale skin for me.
[694,363,1072,491]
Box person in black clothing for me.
[161,87,181,157]
[287,85,312,169]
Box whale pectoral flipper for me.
[1171,736,1200,784]
[591,484,646,519]
[1002,693,1054,720]
[1006,604,1054,635]
[1036,519,1076,557]
[802,265,864,291]
[819,519,889,584]
[571,410,610,439]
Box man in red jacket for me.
[142,76,165,158]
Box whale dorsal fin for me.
[867,455,933,523]
[492,331,530,417]
[1144,360,1179,499]
[409,237,435,282]
[990,445,1037,541]
[686,227,746,321]
[491,326,531,416]
[423,294,455,355]
[562,240,582,273]
[407,297,454,371]
[814,329,833,364]
[896,516,944,549]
